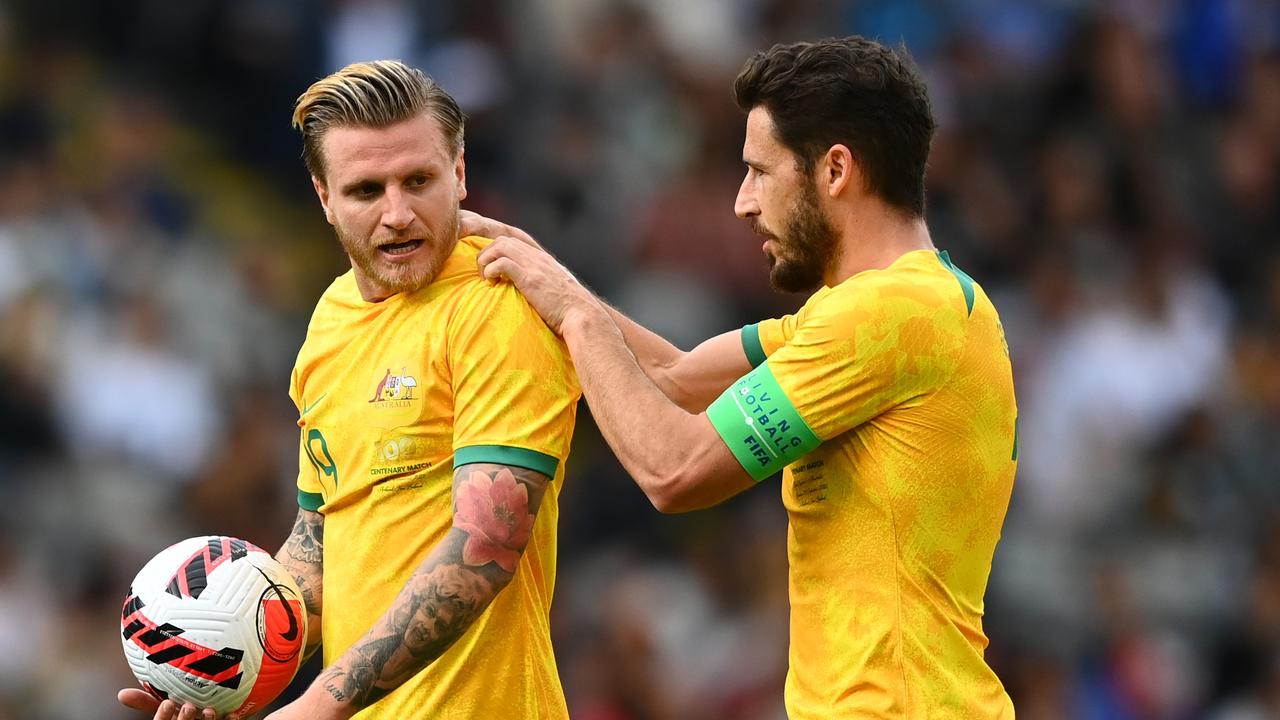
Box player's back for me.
[748,249,1017,718]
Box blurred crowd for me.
[0,1,1278,718]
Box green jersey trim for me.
[741,323,768,368]
[298,490,325,511]
[706,363,821,481]
[454,445,560,477]
[937,250,976,316]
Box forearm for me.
[276,510,325,661]
[315,529,504,708]
[603,303,683,376]
[604,304,749,412]
[562,307,709,500]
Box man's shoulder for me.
[431,234,492,286]
[425,235,522,306]
[314,269,360,306]
[822,250,978,325]
[302,270,362,336]
[445,238,550,320]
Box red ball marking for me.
[235,596,305,715]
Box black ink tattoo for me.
[318,464,550,708]
[285,508,324,566]
[277,508,325,661]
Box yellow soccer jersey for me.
[289,235,579,719]
[708,250,1017,718]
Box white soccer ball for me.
[120,536,308,716]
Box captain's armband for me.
[706,364,821,481]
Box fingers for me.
[478,237,585,296]
[458,209,494,238]
[460,210,514,241]
[460,210,541,249]
[477,236,527,279]
[475,240,501,269]
[119,688,162,713]
[506,226,539,248]
[481,256,520,283]
[155,699,202,720]
[117,689,215,720]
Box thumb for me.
[459,209,508,241]
[461,210,542,250]
[118,688,161,712]
[459,209,486,237]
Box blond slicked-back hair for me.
[292,60,465,182]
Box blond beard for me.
[336,212,460,295]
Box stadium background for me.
[1,0,1278,717]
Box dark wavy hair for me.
[734,37,936,217]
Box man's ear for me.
[822,144,857,199]
[455,151,467,202]
[312,176,336,226]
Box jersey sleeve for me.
[742,315,793,367]
[712,282,959,479]
[741,291,824,367]
[448,282,581,477]
[291,365,328,511]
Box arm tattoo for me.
[277,508,325,660]
[284,508,325,565]
[317,464,550,708]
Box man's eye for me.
[408,175,429,187]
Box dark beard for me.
[758,182,839,293]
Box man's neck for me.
[354,276,395,303]
[825,203,935,286]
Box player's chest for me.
[297,330,456,495]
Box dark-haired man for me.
[473,36,1017,717]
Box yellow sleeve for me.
[765,285,958,441]
[744,315,795,365]
[291,365,329,511]
[742,292,823,366]
[448,282,580,476]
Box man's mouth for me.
[378,239,424,256]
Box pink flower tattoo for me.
[454,468,535,572]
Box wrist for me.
[309,669,360,719]
[561,301,609,340]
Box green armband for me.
[706,364,821,481]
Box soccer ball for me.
[120,536,308,716]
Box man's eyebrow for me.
[340,165,438,193]
[340,178,379,194]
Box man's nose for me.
[382,187,414,230]
[734,176,758,219]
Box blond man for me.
[120,60,579,720]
